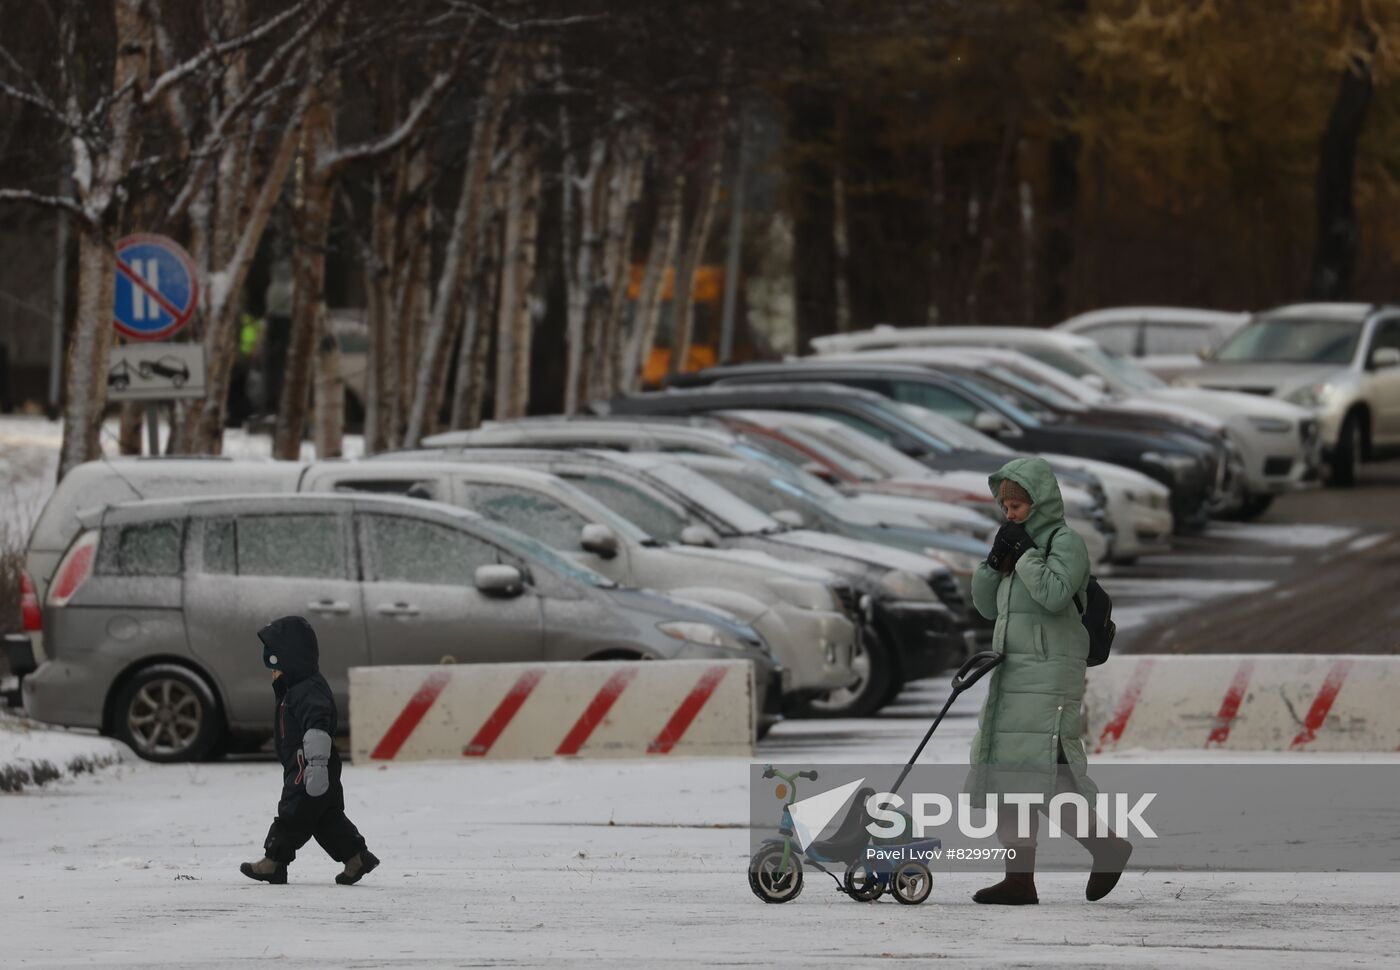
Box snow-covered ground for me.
[4,677,1398,969]
[5,415,1396,966]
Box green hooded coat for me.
[969,457,1092,781]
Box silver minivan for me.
[23,493,779,762]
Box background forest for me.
[3,0,1400,477]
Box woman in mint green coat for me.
[967,456,1130,906]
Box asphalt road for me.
[1116,458,1400,656]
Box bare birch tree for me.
[404,48,515,445]
[0,0,322,476]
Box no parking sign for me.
[113,234,200,340]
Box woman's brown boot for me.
[972,849,1038,905]
[1085,837,1132,901]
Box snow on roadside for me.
[1205,521,1356,549]
[0,709,130,793]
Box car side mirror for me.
[801,461,839,484]
[580,523,619,559]
[679,524,720,548]
[771,509,804,528]
[1196,345,1211,361]
[1371,346,1400,370]
[474,564,524,597]
[1080,373,1108,393]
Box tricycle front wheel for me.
[749,845,804,904]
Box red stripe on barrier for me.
[369,669,452,760]
[1095,657,1155,754]
[556,668,638,756]
[1205,659,1255,748]
[463,669,544,757]
[648,665,728,755]
[1289,659,1353,750]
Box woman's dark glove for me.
[986,522,1034,571]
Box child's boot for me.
[240,856,287,884]
[335,849,380,886]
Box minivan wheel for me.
[112,665,222,763]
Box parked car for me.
[423,416,996,542]
[23,493,780,762]
[21,458,305,665]
[1056,306,1249,379]
[298,460,858,708]
[1176,303,1400,486]
[593,382,1117,554]
[717,409,1117,563]
[667,362,1216,535]
[654,451,993,639]
[390,446,973,716]
[811,325,1322,516]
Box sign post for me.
[109,234,202,455]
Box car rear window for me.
[96,520,184,577]
[201,514,346,579]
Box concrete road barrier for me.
[1087,654,1400,753]
[350,660,754,762]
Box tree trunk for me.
[669,140,724,376]
[56,0,149,480]
[313,309,343,458]
[118,402,143,455]
[1308,25,1377,300]
[563,134,606,414]
[626,171,683,390]
[449,182,500,429]
[186,87,307,454]
[595,140,646,397]
[786,82,838,352]
[964,118,1018,321]
[273,33,339,460]
[404,51,513,445]
[58,229,118,479]
[1037,0,1087,324]
[459,210,502,430]
[494,144,539,421]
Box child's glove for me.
[302,729,333,797]
[986,522,1034,571]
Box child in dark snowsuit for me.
[241,616,380,886]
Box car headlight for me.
[1285,383,1333,408]
[1141,451,1199,478]
[922,548,981,575]
[1247,416,1292,433]
[657,621,741,650]
[878,568,936,601]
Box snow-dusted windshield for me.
[984,364,1085,412]
[639,461,781,535]
[1214,316,1364,365]
[890,402,1013,455]
[794,424,932,480]
[1079,343,1167,391]
[730,442,846,501]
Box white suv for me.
[1177,303,1400,485]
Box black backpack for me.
[1046,528,1116,667]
